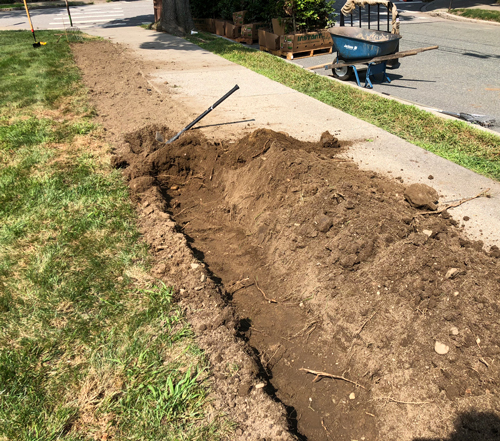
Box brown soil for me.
[74,40,500,441]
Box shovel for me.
[23,0,46,48]
[156,85,239,144]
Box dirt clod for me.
[404,183,439,210]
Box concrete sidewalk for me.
[84,25,500,249]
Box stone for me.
[445,268,460,279]
[316,216,333,233]
[349,392,356,400]
[450,326,459,336]
[435,341,450,355]
[422,230,433,237]
[404,183,439,211]
[191,263,200,269]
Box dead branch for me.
[252,139,271,159]
[479,357,490,368]
[417,188,490,216]
[175,204,196,217]
[300,368,366,389]
[355,311,376,336]
[321,418,331,438]
[255,280,277,303]
[291,320,318,339]
[228,278,255,294]
[377,396,433,405]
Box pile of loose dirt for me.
[74,39,500,441]
[114,126,500,441]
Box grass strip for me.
[450,8,500,23]
[0,30,228,440]
[186,32,500,181]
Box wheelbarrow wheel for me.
[332,59,352,81]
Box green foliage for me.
[190,0,335,28]
[281,0,336,31]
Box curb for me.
[427,9,500,25]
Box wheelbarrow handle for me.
[167,85,240,144]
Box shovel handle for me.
[167,85,240,144]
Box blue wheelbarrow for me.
[309,27,438,89]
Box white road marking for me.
[52,15,124,20]
[49,19,125,24]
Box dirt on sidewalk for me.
[73,39,500,441]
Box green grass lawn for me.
[0,30,228,440]
[186,32,500,181]
[450,8,500,23]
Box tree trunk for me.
[160,0,194,36]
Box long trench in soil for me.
[125,128,380,440]
[122,126,500,441]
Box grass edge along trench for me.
[0,30,230,440]
[185,32,500,181]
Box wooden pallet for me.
[259,45,282,56]
[281,46,332,60]
[236,37,255,45]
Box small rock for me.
[349,392,356,400]
[428,175,434,180]
[404,183,439,211]
[255,383,266,389]
[435,341,450,355]
[170,185,178,190]
[422,230,433,237]
[463,216,470,221]
[445,268,460,279]
[315,215,333,233]
[191,263,200,269]
[450,326,459,336]
[200,274,206,282]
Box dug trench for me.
[116,126,500,441]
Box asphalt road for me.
[0,0,153,30]
[295,2,500,133]
[0,0,498,132]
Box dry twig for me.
[321,418,331,438]
[377,396,433,405]
[417,188,490,216]
[355,311,376,336]
[300,368,366,389]
[252,139,271,159]
[228,278,254,294]
[255,280,277,303]
[175,204,196,217]
[291,320,318,339]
